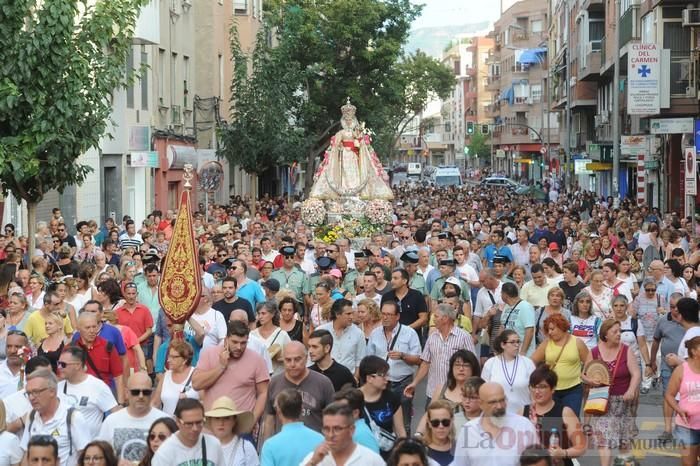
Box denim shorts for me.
[660,367,672,394]
[674,425,700,446]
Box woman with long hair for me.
[252,301,290,374]
[416,349,480,435]
[542,258,563,285]
[47,280,78,331]
[308,281,334,332]
[423,400,456,466]
[277,296,304,343]
[482,329,535,413]
[356,298,382,342]
[151,339,198,415]
[137,417,179,466]
[531,314,589,415]
[0,264,18,310]
[77,441,118,466]
[683,264,699,299]
[666,259,690,297]
[582,319,640,466]
[95,278,123,312]
[665,335,700,466]
[617,256,639,298]
[570,291,601,349]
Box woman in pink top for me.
[665,335,700,466]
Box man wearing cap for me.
[430,259,471,305]
[204,396,258,464]
[262,278,281,301]
[493,255,516,285]
[546,242,563,267]
[400,250,426,295]
[483,229,513,268]
[270,246,305,303]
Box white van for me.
[407,162,422,176]
[432,166,462,187]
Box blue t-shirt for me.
[483,244,514,267]
[237,280,265,311]
[501,299,536,356]
[72,323,126,355]
[260,422,323,466]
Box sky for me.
[411,0,503,29]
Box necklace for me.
[500,355,519,392]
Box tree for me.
[0,0,148,250]
[217,23,309,207]
[467,131,490,159]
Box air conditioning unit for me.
[683,9,700,26]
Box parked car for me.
[480,176,525,192]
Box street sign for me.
[628,43,660,115]
[685,146,697,196]
[650,118,694,134]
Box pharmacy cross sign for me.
[637,65,651,77]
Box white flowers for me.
[300,199,326,226]
[365,199,393,225]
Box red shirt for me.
[116,304,154,339]
[73,336,123,387]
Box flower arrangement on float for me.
[301,198,393,243]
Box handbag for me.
[364,406,396,452]
[583,347,624,415]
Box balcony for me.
[579,41,602,81]
[486,75,501,91]
[619,5,640,49]
[510,96,531,111]
[485,103,501,118]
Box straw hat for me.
[204,396,255,434]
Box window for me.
[126,47,134,109]
[158,49,165,103]
[183,56,190,107]
[234,0,247,14]
[531,84,542,103]
[641,11,655,43]
[531,20,543,33]
[171,53,178,104]
[140,48,148,110]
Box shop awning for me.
[499,86,514,104]
[517,48,547,64]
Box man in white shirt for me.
[472,269,505,361]
[301,402,384,466]
[98,372,168,462]
[0,330,27,399]
[152,398,225,466]
[187,289,227,349]
[509,229,532,268]
[453,382,537,466]
[260,237,280,263]
[317,299,366,378]
[454,245,480,288]
[20,369,91,466]
[57,346,119,437]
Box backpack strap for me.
[535,307,546,345]
[67,407,75,456]
[201,435,207,466]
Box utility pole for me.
[564,0,572,189]
[612,0,621,207]
[545,0,551,182]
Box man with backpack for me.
[20,369,91,466]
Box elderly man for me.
[647,259,675,302]
[21,369,91,466]
[301,402,385,466]
[453,382,537,466]
[404,304,475,404]
[262,341,335,441]
[97,372,168,462]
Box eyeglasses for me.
[645,288,656,292]
[179,419,204,428]
[83,456,105,463]
[506,340,521,345]
[218,254,227,257]
[429,418,452,428]
[321,425,352,435]
[25,387,50,398]
[453,362,472,369]
[129,389,153,397]
[149,433,169,441]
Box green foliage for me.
[217,23,310,175]
[0,0,147,203]
[467,130,490,158]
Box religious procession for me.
[0,99,699,466]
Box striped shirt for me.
[421,325,476,396]
[118,233,143,250]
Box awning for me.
[500,86,514,104]
[517,47,547,64]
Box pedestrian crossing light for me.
[481,124,490,134]
[467,122,474,135]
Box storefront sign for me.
[685,146,697,196]
[650,118,694,134]
[129,151,159,168]
[628,43,660,115]
[574,159,593,175]
[496,149,506,158]
[129,126,151,151]
[621,135,649,156]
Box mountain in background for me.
[406,21,492,58]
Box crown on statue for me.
[341,97,356,119]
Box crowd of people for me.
[0,178,699,466]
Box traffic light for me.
[481,124,490,134]
[467,122,474,135]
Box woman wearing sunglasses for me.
[424,400,455,466]
[137,417,178,466]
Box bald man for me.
[229,309,273,374]
[261,341,336,441]
[97,372,168,461]
[453,382,537,466]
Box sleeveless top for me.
[545,336,581,390]
[676,362,700,430]
[523,401,573,466]
[438,384,467,429]
[161,367,199,415]
[38,340,65,373]
[592,344,631,396]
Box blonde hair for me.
[424,399,456,445]
[45,312,64,331]
[358,298,381,322]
